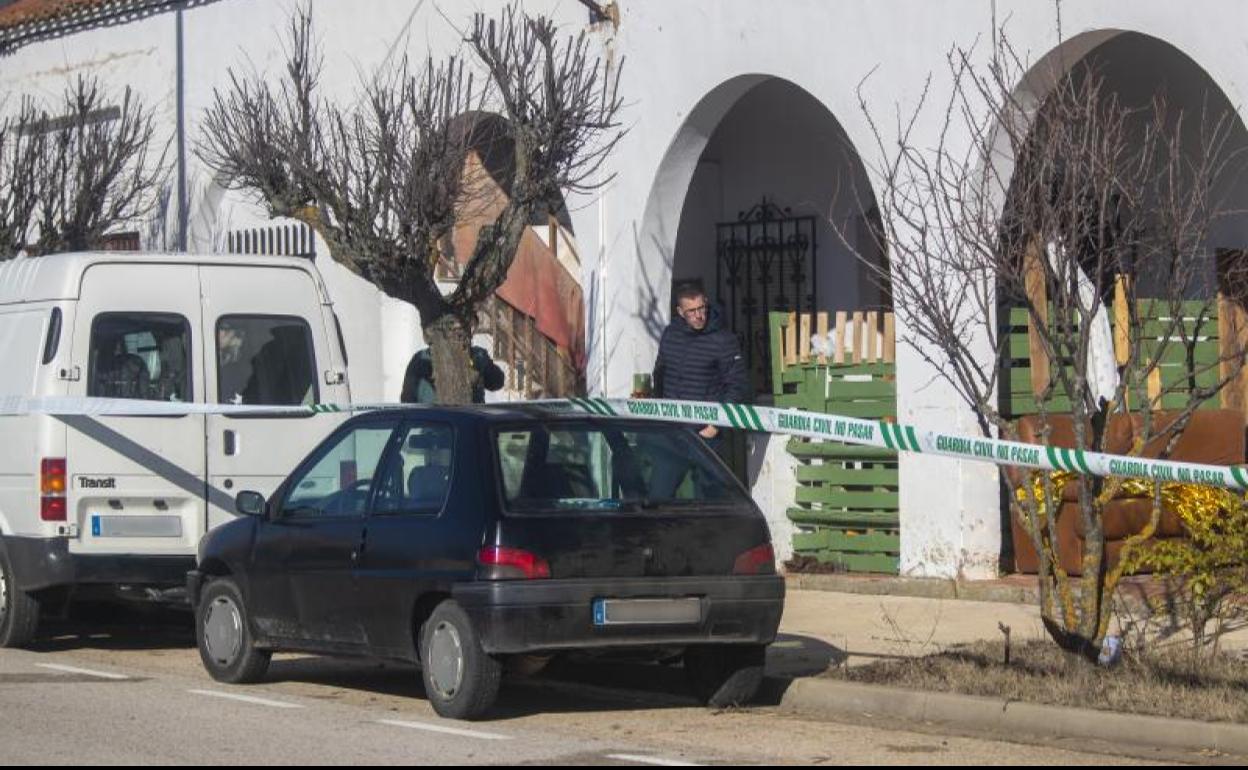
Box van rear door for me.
[65,263,207,557]
[200,264,350,529]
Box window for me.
[88,313,191,401]
[373,424,455,516]
[216,315,318,405]
[283,425,395,519]
[495,422,748,514]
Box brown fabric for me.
[1139,410,1246,466]
[1004,413,1135,490]
[1074,497,1186,539]
[1009,409,1245,575]
[449,151,586,371]
[1011,504,1081,575]
[1012,504,1183,576]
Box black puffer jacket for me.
[652,306,751,403]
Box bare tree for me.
[198,5,623,404]
[0,76,167,259]
[852,26,1247,660]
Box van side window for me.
[88,313,192,402]
[216,315,319,406]
[42,307,62,364]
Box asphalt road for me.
[0,605,1167,766]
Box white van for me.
[0,252,352,645]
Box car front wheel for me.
[684,643,766,708]
[420,600,502,720]
[196,577,271,684]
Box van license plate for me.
[592,598,701,626]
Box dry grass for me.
[827,639,1248,723]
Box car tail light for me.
[40,458,67,522]
[733,543,775,575]
[477,546,551,580]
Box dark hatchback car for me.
[187,405,784,719]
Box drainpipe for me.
[598,191,608,395]
[175,2,187,252]
[595,4,619,396]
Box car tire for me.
[196,577,271,684]
[684,643,766,708]
[0,543,39,648]
[420,600,502,720]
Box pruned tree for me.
[198,5,623,404]
[850,24,1247,660]
[0,75,166,259]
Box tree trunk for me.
[425,313,476,406]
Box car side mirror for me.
[235,490,267,517]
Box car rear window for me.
[494,421,750,513]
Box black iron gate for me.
[716,198,817,394]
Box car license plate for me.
[592,597,702,626]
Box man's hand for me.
[698,425,719,439]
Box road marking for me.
[376,719,511,741]
[188,689,304,709]
[35,663,129,680]
[606,755,702,767]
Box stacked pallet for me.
[770,311,900,574]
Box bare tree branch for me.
[848,19,1247,660]
[198,3,624,404]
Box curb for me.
[776,676,1248,757]
[784,573,1041,604]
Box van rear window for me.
[88,313,192,401]
[216,315,318,406]
[495,421,749,514]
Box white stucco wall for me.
[5,0,1248,578]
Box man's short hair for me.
[674,283,705,305]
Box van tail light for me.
[733,543,775,575]
[477,546,551,580]
[40,458,67,521]
[41,496,67,522]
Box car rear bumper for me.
[3,535,195,592]
[453,575,785,655]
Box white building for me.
[3,0,1246,579]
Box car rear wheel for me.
[684,643,766,708]
[0,544,39,648]
[420,600,502,720]
[197,578,271,684]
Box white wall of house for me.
[4,0,1248,578]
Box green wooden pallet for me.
[770,312,901,575]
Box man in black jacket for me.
[400,345,505,404]
[648,284,750,497]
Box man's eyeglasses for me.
[680,304,708,317]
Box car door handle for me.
[224,430,238,456]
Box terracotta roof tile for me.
[0,0,127,32]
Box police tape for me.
[2,394,1244,492]
[552,398,1247,492]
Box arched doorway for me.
[669,77,888,397]
[641,75,898,573]
[996,31,1248,572]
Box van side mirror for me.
[235,491,266,517]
